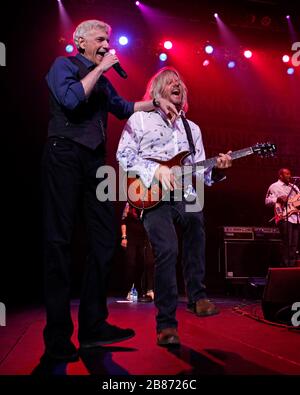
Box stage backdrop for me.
[1,0,299,304]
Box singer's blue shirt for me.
[46,53,134,115]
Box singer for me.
[42,19,179,362]
[265,168,300,267]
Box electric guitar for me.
[125,142,277,210]
[274,193,300,224]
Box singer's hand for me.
[97,52,119,73]
[157,98,179,123]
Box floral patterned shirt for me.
[117,109,214,192]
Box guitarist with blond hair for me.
[117,67,232,347]
[265,168,300,267]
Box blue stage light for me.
[119,36,129,46]
[65,44,74,53]
[159,53,168,61]
[205,45,214,54]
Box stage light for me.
[119,36,128,46]
[205,45,214,54]
[287,67,294,75]
[286,15,290,19]
[109,49,116,55]
[164,41,173,50]
[203,59,210,67]
[65,44,74,53]
[159,53,168,61]
[244,50,252,59]
[227,61,236,69]
[282,55,290,63]
[135,1,140,5]
[214,13,218,18]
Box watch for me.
[152,98,160,108]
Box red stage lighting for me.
[163,41,173,50]
[282,55,290,63]
[244,50,252,59]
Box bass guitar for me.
[274,193,300,224]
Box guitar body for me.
[126,151,191,210]
[274,193,300,224]
[124,142,276,211]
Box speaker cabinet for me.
[220,240,282,279]
[262,267,300,324]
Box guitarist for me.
[265,168,300,267]
[117,67,232,347]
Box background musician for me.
[265,168,300,267]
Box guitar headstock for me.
[252,142,277,157]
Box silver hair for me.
[73,19,111,51]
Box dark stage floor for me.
[1,297,300,376]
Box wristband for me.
[153,98,160,108]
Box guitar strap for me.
[181,115,196,157]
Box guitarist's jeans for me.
[142,201,207,332]
[278,221,300,267]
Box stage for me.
[1,297,300,376]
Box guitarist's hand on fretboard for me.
[215,151,232,169]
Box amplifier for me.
[253,227,280,241]
[219,240,282,280]
[222,226,254,240]
[221,226,280,241]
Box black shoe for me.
[45,340,79,362]
[79,322,135,349]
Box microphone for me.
[112,62,128,79]
[101,52,128,79]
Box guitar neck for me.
[179,146,255,177]
[196,146,254,168]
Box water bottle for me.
[131,285,138,302]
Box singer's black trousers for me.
[42,137,116,350]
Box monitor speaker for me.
[262,267,300,325]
